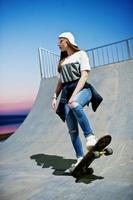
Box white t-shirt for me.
[60,50,91,83]
[62,50,91,71]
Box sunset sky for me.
[1,0,133,115]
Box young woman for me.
[51,32,103,168]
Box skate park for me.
[0,38,133,200]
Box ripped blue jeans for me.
[65,88,93,158]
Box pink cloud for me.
[0,101,34,115]
[0,124,20,134]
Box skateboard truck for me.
[93,147,113,158]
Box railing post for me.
[38,48,43,79]
[92,50,95,68]
[126,39,132,60]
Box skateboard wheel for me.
[72,172,79,178]
[86,167,94,175]
[76,172,82,178]
[93,151,100,158]
[104,148,113,155]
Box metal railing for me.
[38,48,59,79]
[86,37,133,68]
[38,37,133,79]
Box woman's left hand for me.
[68,96,75,107]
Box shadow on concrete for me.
[30,154,104,184]
[30,153,75,175]
[75,174,104,184]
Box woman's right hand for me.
[51,98,57,112]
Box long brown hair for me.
[58,40,80,73]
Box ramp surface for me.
[0,60,133,200]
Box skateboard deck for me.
[71,135,113,178]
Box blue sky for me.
[0,0,133,113]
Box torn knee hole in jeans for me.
[69,101,79,109]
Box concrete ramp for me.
[0,60,133,200]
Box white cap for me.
[59,32,77,46]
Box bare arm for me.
[73,70,89,95]
[71,70,90,97]
[53,78,63,99]
[52,78,63,111]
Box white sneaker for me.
[69,157,83,172]
[86,135,97,150]
[73,157,83,167]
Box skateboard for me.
[71,135,113,178]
